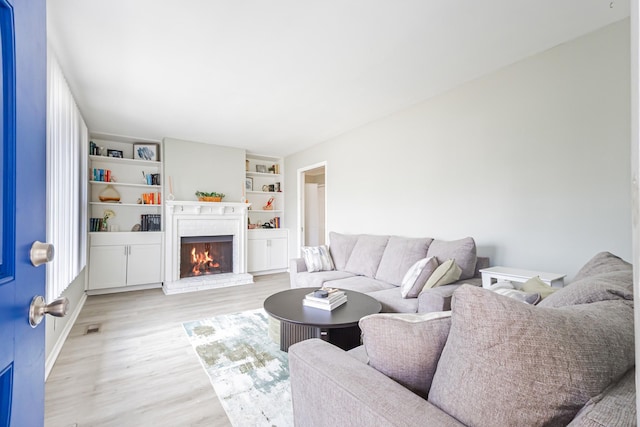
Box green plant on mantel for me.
[195,191,225,199]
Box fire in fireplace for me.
[180,235,233,278]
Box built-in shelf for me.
[249,209,283,213]
[90,202,163,207]
[247,191,283,196]
[89,154,160,168]
[90,180,162,189]
[246,171,282,178]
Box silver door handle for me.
[29,295,68,327]
[30,241,54,266]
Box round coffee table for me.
[264,287,382,352]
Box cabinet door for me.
[89,245,127,289]
[268,238,288,269]
[127,243,162,286]
[248,238,268,272]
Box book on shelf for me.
[303,294,347,311]
[304,290,346,304]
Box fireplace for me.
[180,235,233,278]
[163,201,253,295]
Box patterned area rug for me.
[182,309,293,426]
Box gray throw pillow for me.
[360,311,452,398]
[300,245,335,272]
[428,285,635,427]
[426,237,477,280]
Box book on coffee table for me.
[303,294,348,311]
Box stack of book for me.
[303,289,347,311]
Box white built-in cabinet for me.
[88,233,163,290]
[245,153,288,275]
[87,135,164,293]
[247,229,289,274]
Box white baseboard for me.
[45,292,87,381]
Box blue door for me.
[0,0,47,425]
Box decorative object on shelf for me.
[245,177,253,191]
[245,159,249,171]
[275,182,281,192]
[133,143,159,161]
[166,176,175,201]
[195,191,225,202]
[102,209,116,232]
[131,224,142,232]
[107,149,123,158]
[256,164,267,173]
[262,185,269,192]
[98,184,121,202]
[263,197,275,210]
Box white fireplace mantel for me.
[163,200,253,294]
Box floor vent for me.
[85,324,101,334]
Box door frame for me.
[296,161,327,256]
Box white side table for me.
[479,266,566,289]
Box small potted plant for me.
[195,191,225,202]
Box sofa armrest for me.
[289,339,465,427]
[289,258,307,288]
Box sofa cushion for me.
[568,367,636,427]
[520,276,557,299]
[366,288,419,313]
[572,251,632,282]
[360,311,451,398]
[538,270,633,308]
[375,236,432,286]
[400,256,438,298]
[426,237,477,280]
[301,245,335,272]
[344,235,390,278]
[423,259,461,290]
[428,285,635,427]
[292,270,355,289]
[324,276,395,294]
[328,232,359,271]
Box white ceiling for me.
[47,0,629,157]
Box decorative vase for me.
[99,184,121,202]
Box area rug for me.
[182,309,293,427]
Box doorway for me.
[298,162,327,254]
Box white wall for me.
[163,137,246,202]
[285,19,631,280]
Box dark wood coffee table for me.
[264,287,382,352]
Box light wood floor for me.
[45,274,290,427]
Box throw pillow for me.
[422,259,461,291]
[327,232,359,271]
[521,276,557,299]
[359,311,452,398]
[400,256,438,298]
[301,245,335,273]
[428,285,635,427]
[426,237,477,280]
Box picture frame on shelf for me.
[107,149,123,158]
[245,177,253,191]
[133,143,159,161]
[256,164,267,173]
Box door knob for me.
[30,241,54,266]
[29,295,68,327]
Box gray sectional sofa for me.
[288,252,635,426]
[290,232,489,313]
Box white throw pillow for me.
[400,256,438,298]
[301,245,335,273]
